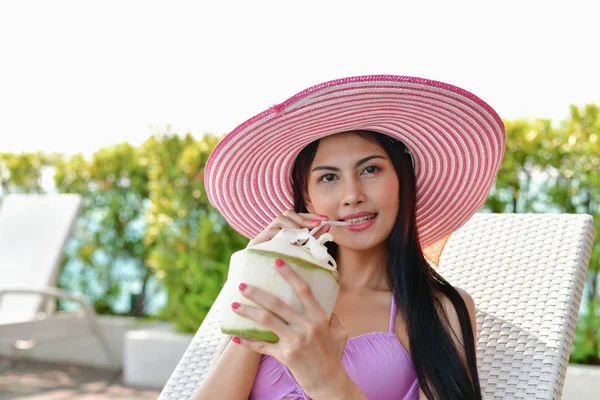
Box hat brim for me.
[204,75,505,248]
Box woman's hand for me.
[230,258,351,398]
[247,209,330,247]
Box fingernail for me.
[232,302,240,309]
[275,258,285,267]
[310,220,320,225]
[319,214,329,219]
[232,336,241,344]
[239,283,247,291]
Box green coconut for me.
[221,228,340,343]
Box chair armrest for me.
[0,286,94,314]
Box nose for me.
[342,177,367,206]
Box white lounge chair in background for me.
[158,213,596,400]
[0,193,117,367]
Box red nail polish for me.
[275,258,285,267]
[232,336,241,344]
[319,214,329,219]
[310,220,320,224]
[232,302,240,309]
[239,283,247,291]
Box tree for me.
[548,104,600,364]
[141,132,248,333]
[484,118,554,213]
[53,143,153,316]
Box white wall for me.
[0,315,167,370]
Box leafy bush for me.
[0,133,250,326]
[53,143,153,315]
[141,133,248,332]
[0,107,598,361]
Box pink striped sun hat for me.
[204,75,506,250]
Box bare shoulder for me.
[418,287,477,399]
[439,286,477,354]
[444,286,476,316]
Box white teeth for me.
[345,215,376,225]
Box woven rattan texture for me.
[437,214,595,399]
[158,214,596,399]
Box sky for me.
[1,0,599,157]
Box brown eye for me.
[363,165,380,174]
[318,173,336,183]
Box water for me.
[59,246,167,316]
[0,168,168,316]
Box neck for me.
[335,242,389,292]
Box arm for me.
[418,286,477,400]
[192,338,368,400]
[190,337,262,400]
[444,286,477,369]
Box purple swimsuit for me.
[249,297,420,400]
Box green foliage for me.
[141,133,248,333]
[53,143,152,316]
[550,104,600,365]
[484,118,555,213]
[485,105,600,364]
[0,152,54,193]
[571,296,600,364]
[1,107,598,362]
[0,133,249,324]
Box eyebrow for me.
[311,155,387,173]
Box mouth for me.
[340,213,378,226]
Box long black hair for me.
[290,130,482,400]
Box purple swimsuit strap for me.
[389,294,397,333]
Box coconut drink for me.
[220,224,341,343]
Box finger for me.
[298,212,329,221]
[268,217,307,231]
[274,258,325,321]
[313,223,331,239]
[271,216,318,231]
[232,335,275,356]
[232,301,291,337]
[238,283,301,326]
[282,210,328,229]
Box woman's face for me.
[305,132,400,250]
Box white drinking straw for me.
[307,220,349,236]
[292,220,350,245]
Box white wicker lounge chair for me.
[159,213,596,399]
[0,193,118,366]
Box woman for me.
[194,75,505,399]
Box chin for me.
[333,235,389,252]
